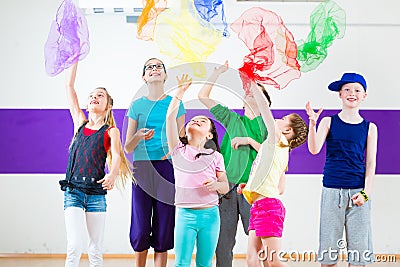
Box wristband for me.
[359,190,369,202]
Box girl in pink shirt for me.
[166,74,229,267]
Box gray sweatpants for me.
[318,187,374,265]
[216,183,251,267]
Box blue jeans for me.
[174,206,220,267]
[64,187,107,212]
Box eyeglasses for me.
[144,63,165,71]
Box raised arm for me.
[251,83,280,144]
[65,62,86,132]
[198,60,228,109]
[166,74,192,152]
[306,101,329,154]
[161,113,186,160]
[177,114,186,138]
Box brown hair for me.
[256,83,272,107]
[279,113,308,152]
[142,58,167,77]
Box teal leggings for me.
[174,206,220,267]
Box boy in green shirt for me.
[198,61,271,267]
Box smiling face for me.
[142,58,167,84]
[339,82,367,107]
[87,88,111,113]
[186,116,213,140]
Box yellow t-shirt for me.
[243,134,289,204]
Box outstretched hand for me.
[306,101,323,126]
[176,74,192,93]
[214,60,229,74]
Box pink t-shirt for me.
[172,142,225,208]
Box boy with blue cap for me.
[306,73,378,267]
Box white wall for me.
[0,174,398,254]
[1,0,399,255]
[2,0,400,109]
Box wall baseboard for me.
[0,253,398,262]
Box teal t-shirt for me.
[210,104,268,184]
[127,95,186,161]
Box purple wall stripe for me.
[0,109,398,174]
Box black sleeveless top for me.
[323,114,370,189]
[59,121,109,195]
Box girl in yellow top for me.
[238,83,308,267]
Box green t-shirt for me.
[210,104,268,184]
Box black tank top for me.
[60,121,109,195]
[323,114,370,189]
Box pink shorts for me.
[248,197,286,237]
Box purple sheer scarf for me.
[44,0,89,76]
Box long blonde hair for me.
[97,87,136,187]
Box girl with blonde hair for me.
[59,61,134,267]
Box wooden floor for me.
[0,257,398,267]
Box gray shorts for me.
[318,187,374,265]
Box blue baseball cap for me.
[328,73,367,92]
